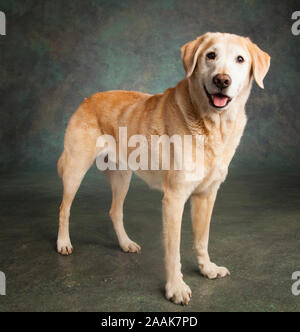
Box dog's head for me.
[181,33,271,111]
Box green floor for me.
[0,166,299,312]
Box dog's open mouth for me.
[204,86,232,109]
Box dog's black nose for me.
[213,74,232,89]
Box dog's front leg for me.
[163,193,191,305]
[191,191,230,279]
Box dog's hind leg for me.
[57,149,96,255]
[57,109,99,255]
[105,170,141,253]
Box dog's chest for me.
[193,114,247,193]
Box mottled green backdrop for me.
[0,0,299,171]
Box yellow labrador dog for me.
[57,33,270,305]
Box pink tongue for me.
[212,95,228,107]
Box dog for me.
[57,33,270,305]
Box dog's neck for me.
[174,78,251,137]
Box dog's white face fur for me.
[200,41,251,109]
[181,32,271,112]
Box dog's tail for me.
[57,151,65,178]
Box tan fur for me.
[57,152,64,178]
[57,33,270,305]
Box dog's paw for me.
[200,262,230,279]
[120,240,141,253]
[166,279,192,305]
[57,239,73,256]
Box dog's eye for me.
[207,52,216,60]
[237,56,245,63]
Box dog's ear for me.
[181,33,210,78]
[247,39,271,89]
